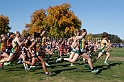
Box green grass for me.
[0,48,124,82]
[109,48,124,57]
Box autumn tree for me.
[25,3,82,38]
[45,3,82,38]
[21,29,27,38]
[25,9,46,35]
[0,15,11,34]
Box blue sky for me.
[0,0,124,39]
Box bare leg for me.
[83,58,86,64]
[81,53,93,69]
[45,48,53,65]
[92,52,103,63]
[64,53,79,63]
[103,52,110,65]
[19,54,26,69]
[96,52,103,60]
[37,56,48,72]
[69,52,75,66]
[36,56,52,76]
[0,53,15,63]
[105,52,110,62]
[27,51,31,59]
[1,52,9,58]
[23,57,36,66]
[69,52,75,59]
[45,48,53,55]
[59,50,63,58]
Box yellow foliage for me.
[46,3,82,37]
[24,3,82,38]
[0,15,11,34]
[25,9,46,35]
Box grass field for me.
[0,48,124,82]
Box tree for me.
[93,32,122,43]
[25,9,46,35]
[109,34,122,43]
[25,3,82,38]
[0,15,11,34]
[21,29,27,38]
[46,3,82,38]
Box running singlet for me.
[11,41,19,54]
[79,39,85,53]
[100,40,107,53]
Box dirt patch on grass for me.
[109,57,124,61]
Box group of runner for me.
[0,28,111,76]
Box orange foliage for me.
[0,15,11,34]
[24,3,82,38]
[25,9,46,35]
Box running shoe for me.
[55,58,63,63]
[30,66,35,68]
[70,63,75,66]
[25,64,31,70]
[17,58,23,65]
[30,66,35,69]
[46,72,53,76]
[91,69,99,73]
[45,62,50,66]
[104,62,109,65]
[6,62,13,67]
[4,62,10,65]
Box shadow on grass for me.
[5,68,24,72]
[95,62,122,74]
[52,68,77,75]
[34,67,77,76]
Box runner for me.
[0,31,25,65]
[93,33,110,65]
[23,31,52,76]
[40,28,53,66]
[60,29,99,73]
